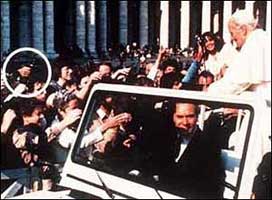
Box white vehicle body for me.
[9,83,271,199]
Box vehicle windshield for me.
[71,90,253,199]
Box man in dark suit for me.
[160,102,224,198]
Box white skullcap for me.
[230,9,258,28]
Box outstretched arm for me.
[1,109,16,134]
[181,43,203,84]
[75,71,102,100]
[147,47,167,80]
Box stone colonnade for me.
[1,1,270,59]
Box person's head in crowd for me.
[198,70,214,89]
[172,102,199,135]
[19,98,45,127]
[60,65,73,82]
[160,72,183,90]
[79,75,90,89]
[228,9,258,50]
[113,95,133,116]
[202,32,218,55]
[96,95,115,118]
[53,59,74,83]
[53,92,82,131]
[58,93,80,114]
[194,31,223,63]
[66,78,79,93]
[9,63,35,88]
[17,64,33,79]
[98,62,112,78]
[112,96,134,133]
[161,58,179,75]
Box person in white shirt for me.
[196,31,238,81]
[208,9,271,96]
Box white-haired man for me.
[208,11,271,199]
[208,9,271,97]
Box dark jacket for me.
[160,115,225,198]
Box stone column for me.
[213,11,219,34]
[65,0,75,47]
[180,1,190,49]
[201,1,211,33]
[139,1,148,48]
[18,2,32,47]
[86,1,97,58]
[223,1,232,43]
[1,1,10,59]
[119,1,128,45]
[245,1,254,16]
[160,1,169,48]
[32,1,44,51]
[76,1,86,53]
[44,1,57,58]
[97,1,107,56]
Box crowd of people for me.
[1,9,270,198]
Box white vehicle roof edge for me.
[89,83,258,105]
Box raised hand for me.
[193,43,204,62]
[1,109,16,134]
[111,67,131,80]
[89,71,102,83]
[101,113,132,132]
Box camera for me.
[192,34,208,61]
[193,34,206,51]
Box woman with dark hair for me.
[182,31,238,86]
[200,31,238,81]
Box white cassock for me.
[208,29,271,97]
